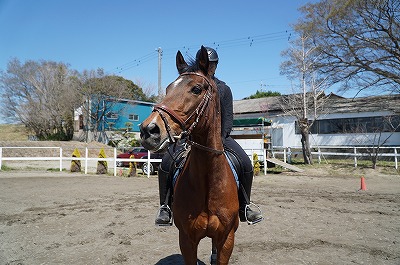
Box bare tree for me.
[296,0,400,95]
[0,58,80,140]
[134,78,158,102]
[351,115,400,169]
[280,35,330,164]
[0,58,153,142]
[77,69,135,143]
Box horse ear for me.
[197,46,210,76]
[176,51,188,74]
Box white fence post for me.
[318,147,321,164]
[0,147,2,170]
[85,147,88,175]
[263,148,267,175]
[354,147,357,168]
[250,149,254,166]
[59,147,63,172]
[114,148,117,176]
[283,148,287,163]
[147,150,151,178]
[395,148,398,170]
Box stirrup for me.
[155,205,173,227]
[244,202,264,225]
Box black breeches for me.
[223,137,253,173]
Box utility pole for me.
[157,47,163,99]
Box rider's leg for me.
[238,169,263,224]
[155,152,173,226]
[155,142,187,226]
[155,166,172,225]
[224,137,263,224]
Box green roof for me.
[233,117,272,127]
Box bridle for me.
[153,72,224,155]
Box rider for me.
[155,47,263,225]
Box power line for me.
[113,51,158,73]
[112,30,294,74]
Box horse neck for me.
[186,130,226,197]
[190,94,223,156]
[182,86,225,189]
[188,98,224,172]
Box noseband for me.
[153,72,223,154]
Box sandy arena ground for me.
[0,166,399,265]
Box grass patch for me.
[46,168,65,172]
[1,164,14,171]
[0,124,29,141]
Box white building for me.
[233,94,400,148]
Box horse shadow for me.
[155,254,206,265]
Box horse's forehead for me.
[172,76,185,88]
[167,73,211,93]
[170,75,193,89]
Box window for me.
[295,115,400,134]
[295,120,318,134]
[129,114,139,121]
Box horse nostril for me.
[149,123,160,135]
[140,122,160,139]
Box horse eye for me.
[191,86,202,95]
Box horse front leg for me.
[216,229,235,265]
[179,231,199,265]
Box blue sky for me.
[0,0,318,101]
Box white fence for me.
[272,146,399,169]
[1,146,398,177]
[0,146,161,178]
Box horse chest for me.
[176,211,222,239]
[174,180,236,239]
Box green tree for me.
[106,76,156,102]
[244,90,281,99]
[77,70,154,143]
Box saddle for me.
[170,146,243,188]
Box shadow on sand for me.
[155,254,207,265]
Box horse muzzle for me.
[140,119,172,153]
[140,121,160,149]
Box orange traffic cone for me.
[359,176,367,191]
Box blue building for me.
[74,98,155,135]
[103,98,155,132]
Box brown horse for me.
[140,46,239,265]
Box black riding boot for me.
[239,170,264,224]
[155,167,172,226]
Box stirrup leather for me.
[244,202,264,225]
[155,205,173,227]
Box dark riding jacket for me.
[214,77,233,140]
[214,77,253,172]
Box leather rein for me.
[153,72,224,155]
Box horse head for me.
[140,46,220,152]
